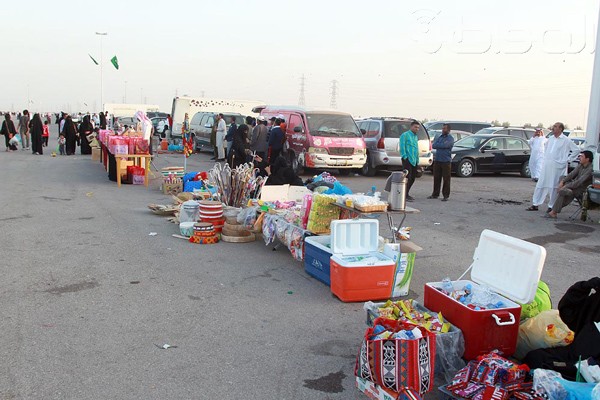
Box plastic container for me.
[304,235,332,285]
[179,222,195,237]
[424,229,546,360]
[180,200,200,223]
[329,219,395,302]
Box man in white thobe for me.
[527,122,580,212]
[528,128,547,181]
[215,113,227,161]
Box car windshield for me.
[453,135,487,149]
[384,121,428,140]
[306,113,361,137]
[476,127,500,135]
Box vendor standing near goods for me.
[527,122,580,212]
[428,123,454,201]
[398,120,420,202]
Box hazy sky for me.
[2,0,599,128]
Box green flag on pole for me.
[111,55,119,70]
[88,54,99,65]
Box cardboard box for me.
[260,184,312,202]
[91,147,101,161]
[383,241,423,297]
[119,160,134,181]
[162,182,183,195]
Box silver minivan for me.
[356,117,432,176]
[190,111,245,150]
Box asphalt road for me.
[1,141,598,399]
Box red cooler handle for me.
[491,312,515,326]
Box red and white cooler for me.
[329,219,395,302]
[424,229,546,360]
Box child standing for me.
[58,134,66,155]
[42,121,50,147]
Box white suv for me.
[356,118,432,176]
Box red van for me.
[255,106,366,175]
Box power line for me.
[298,74,306,106]
[330,80,338,109]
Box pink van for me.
[255,106,366,175]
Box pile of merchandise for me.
[209,163,266,207]
[444,351,543,400]
[365,299,451,333]
[435,279,507,310]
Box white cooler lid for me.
[331,219,379,256]
[471,229,546,304]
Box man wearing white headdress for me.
[528,128,547,182]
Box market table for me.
[115,154,153,187]
[335,203,420,242]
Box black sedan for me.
[451,134,531,178]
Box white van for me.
[170,96,263,139]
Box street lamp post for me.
[95,32,108,111]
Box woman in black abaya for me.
[30,113,44,155]
[64,115,78,155]
[78,115,93,155]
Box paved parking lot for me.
[0,147,598,399]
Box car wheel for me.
[520,161,531,178]
[337,169,351,176]
[361,155,377,177]
[457,159,475,177]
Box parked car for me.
[356,117,432,177]
[117,117,136,127]
[147,111,168,119]
[190,112,245,150]
[451,134,531,178]
[475,126,537,140]
[151,117,169,138]
[424,120,492,134]
[257,106,366,175]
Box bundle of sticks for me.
[209,162,266,207]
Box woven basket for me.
[221,232,256,243]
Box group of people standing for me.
[1,110,50,154]
[209,113,287,169]
[526,122,593,219]
[0,110,109,156]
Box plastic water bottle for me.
[441,278,454,293]
[367,185,376,196]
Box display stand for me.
[335,203,420,243]
[115,154,153,187]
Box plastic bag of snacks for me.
[262,214,277,245]
[307,194,339,234]
[288,227,305,261]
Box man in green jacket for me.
[398,120,420,201]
